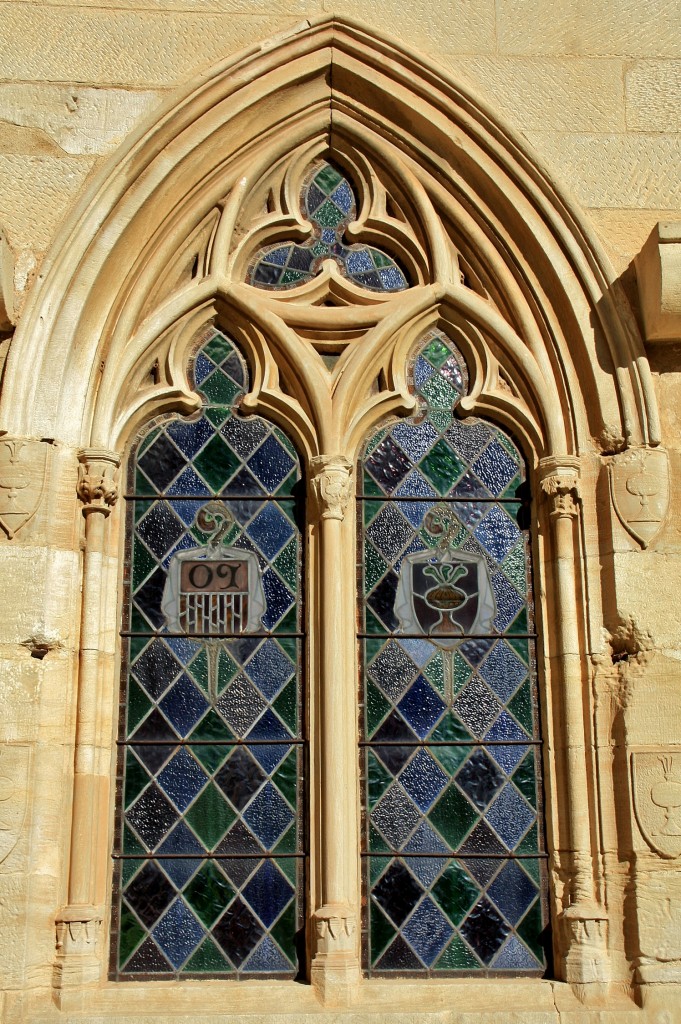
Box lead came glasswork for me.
[359,328,547,975]
[113,330,305,979]
[249,161,408,293]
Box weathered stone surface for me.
[0,5,304,86]
[335,0,496,55]
[498,0,681,58]
[590,208,681,274]
[0,155,95,288]
[446,57,626,132]
[626,60,681,131]
[0,86,164,157]
[524,132,681,208]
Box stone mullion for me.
[55,448,120,992]
[539,455,609,986]
[308,455,361,1005]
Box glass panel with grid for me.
[112,329,305,979]
[359,329,548,975]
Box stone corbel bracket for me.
[635,221,681,343]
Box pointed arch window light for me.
[248,161,409,292]
[359,329,548,974]
[112,330,305,979]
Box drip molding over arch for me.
[0,14,658,459]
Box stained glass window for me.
[249,161,408,292]
[359,329,547,975]
[112,329,305,979]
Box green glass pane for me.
[193,435,239,490]
[522,857,541,886]
[185,936,232,972]
[119,902,146,967]
[271,900,297,964]
[124,749,149,808]
[517,821,540,857]
[276,853,297,885]
[363,496,383,524]
[184,861,234,927]
[135,468,154,495]
[314,163,343,194]
[274,605,299,633]
[203,332,235,366]
[364,607,386,635]
[364,637,384,663]
[188,648,209,693]
[365,543,389,594]
[419,373,459,411]
[435,934,480,969]
[371,900,396,964]
[369,823,390,853]
[273,824,297,855]
[273,678,298,733]
[189,710,234,743]
[273,540,298,590]
[432,744,469,777]
[126,678,152,734]
[423,650,445,696]
[369,855,390,885]
[365,680,391,738]
[275,748,298,809]
[205,405,229,428]
[122,824,145,855]
[193,743,230,775]
[508,680,534,736]
[512,749,537,808]
[508,637,530,665]
[200,370,241,406]
[502,540,527,595]
[431,862,479,926]
[185,784,235,849]
[429,785,478,849]
[367,749,393,808]
[137,426,162,458]
[314,199,346,228]
[280,269,309,285]
[516,897,544,964]
[429,714,474,745]
[508,606,528,634]
[371,249,394,269]
[420,336,452,369]
[419,440,466,495]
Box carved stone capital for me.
[309,455,353,522]
[313,905,357,957]
[55,908,102,956]
[76,448,120,516]
[538,455,581,520]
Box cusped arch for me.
[0,15,657,460]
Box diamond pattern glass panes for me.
[249,161,408,293]
[113,330,305,979]
[359,328,547,976]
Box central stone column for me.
[308,455,360,1005]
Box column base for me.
[558,901,610,985]
[52,905,103,1002]
[311,905,360,1006]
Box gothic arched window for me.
[360,329,547,974]
[112,331,305,978]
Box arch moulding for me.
[0,14,662,1017]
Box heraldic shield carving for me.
[0,744,30,866]
[609,447,669,549]
[0,435,48,540]
[162,501,265,703]
[632,750,681,859]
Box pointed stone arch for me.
[0,14,658,459]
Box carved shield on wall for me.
[609,447,669,549]
[632,750,681,859]
[0,437,49,540]
[0,745,30,866]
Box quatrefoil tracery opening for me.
[248,161,409,294]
